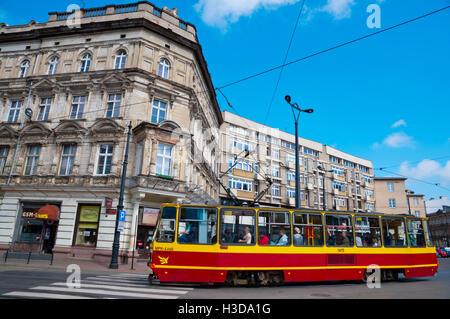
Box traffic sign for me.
[117,210,126,232]
[119,210,126,222]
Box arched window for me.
[48,56,59,75]
[115,50,127,70]
[80,54,91,72]
[158,59,170,79]
[19,60,30,78]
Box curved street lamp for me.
[284,95,314,209]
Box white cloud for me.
[194,0,300,29]
[399,160,450,186]
[382,132,415,148]
[391,119,407,128]
[320,0,355,20]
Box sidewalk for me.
[0,254,153,275]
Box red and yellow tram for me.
[148,204,438,285]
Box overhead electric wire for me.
[376,168,450,192]
[263,0,306,125]
[375,155,450,170]
[213,5,450,92]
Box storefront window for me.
[19,219,44,243]
[74,205,100,246]
[136,207,159,251]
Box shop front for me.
[13,203,60,254]
[135,207,160,257]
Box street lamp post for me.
[109,121,133,269]
[284,95,313,209]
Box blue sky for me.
[2,0,449,201]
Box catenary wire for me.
[263,0,306,125]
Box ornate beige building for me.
[219,111,376,212]
[0,2,222,262]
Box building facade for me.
[406,191,426,218]
[428,206,450,247]
[0,2,222,262]
[426,196,450,214]
[219,111,376,212]
[374,177,408,214]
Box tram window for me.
[325,214,354,247]
[406,219,426,248]
[292,213,324,247]
[354,216,382,247]
[258,211,291,246]
[382,217,407,247]
[423,220,434,247]
[177,207,217,245]
[155,206,177,243]
[220,208,255,245]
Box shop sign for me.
[106,209,117,215]
[142,208,159,226]
[22,205,60,220]
[105,197,113,208]
[79,206,100,223]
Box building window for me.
[24,145,41,175]
[80,54,91,72]
[156,143,173,177]
[151,99,167,124]
[387,182,394,192]
[19,60,30,78]
[37,98,52,121]
[96,145,113,175]
[271,149,279,160]
[115,50,127,69]
[106,94,121,118]
[74,205,101,247]
[59,144,77,176]
[158,59,170,79]
[303,147,318,156]
[48,56,59,75]
[8,100,22,123]
[333,196,346,208]
[331,165,343,176]
[287,170,295,182]
[287,187,295,198]
[71,96,86,119]
[414,211,420,217]
[272,166,280,178]
[0,146,9,174]
[389,199,396,208]
[272,185,280,197]
[153,8,162,17]
[229,177,252,192]
[332,181,345,192]
[413,198,419,206]
[229,157,252,172]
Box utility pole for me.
[109,121,133,269]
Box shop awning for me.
[37,205,60,221]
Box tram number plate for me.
[338,248,345,253]
[154,246,173,251]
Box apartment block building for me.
[219,111,376,212]
[0,2,222,262]
[374,177,410,215]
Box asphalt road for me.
[0,258,449,299]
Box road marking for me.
[85,276,147,283]
[3,291,94,299]
[50,282,189,295]
[82,280,193,290]
[29,286,180,299]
